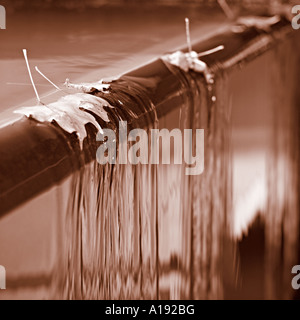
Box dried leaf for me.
[14,93,114,149]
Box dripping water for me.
[53,40,299,300]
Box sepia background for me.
[0,0,299,300]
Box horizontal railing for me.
[0,16,294,218]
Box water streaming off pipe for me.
[50,36,299,300]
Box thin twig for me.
[217,0,235,20]
[198,45,225,57]
[185,18,193,55]
[35,66,60,90]
[23,49,40,103]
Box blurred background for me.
[0,0,297,110]
[0,0,299,300]
[0,0,297,11]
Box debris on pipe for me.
[14,93,114,148]
[64,78,110,93]
[234,15,281,32]
[162,18,224,83]
[161,45,224,84]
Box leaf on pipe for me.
[14,93,114,149]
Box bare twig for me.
[23,49,40,103]
[198,45,225,57]
[35,66,60,90]
[185,18,193,55]
[217,0,235,20]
